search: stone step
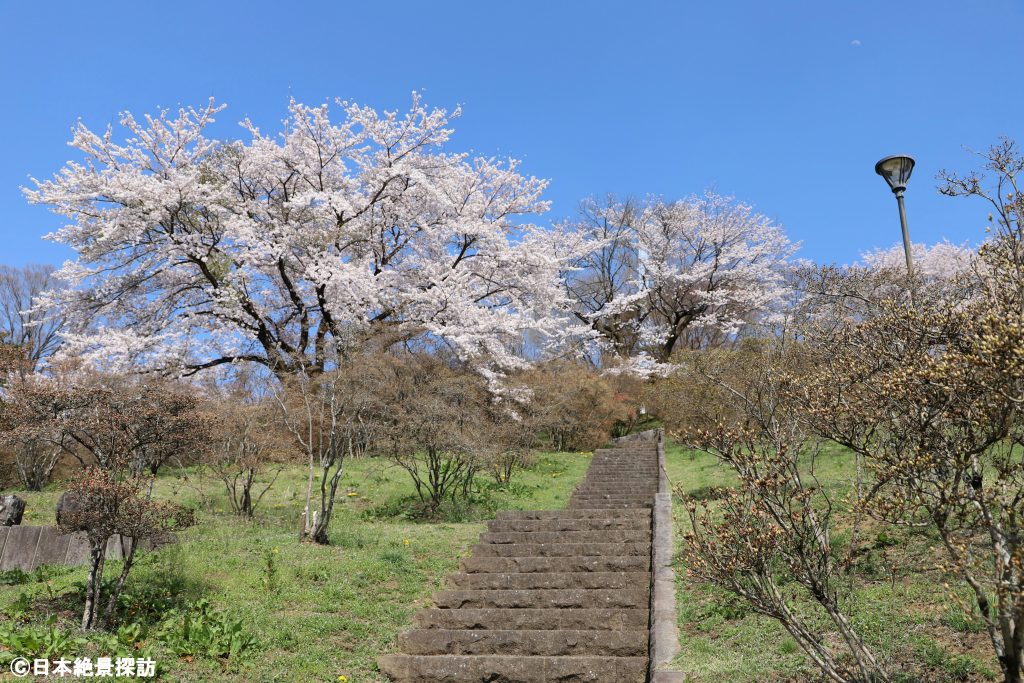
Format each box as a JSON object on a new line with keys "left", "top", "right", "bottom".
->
{"left": 570, "top": 494, "right": 655, "bottom": 501}
{"left": 585, "top": 465, "right": 658, "bottom": 470}
{"left": 480, "top": 530, "right": 649, "bottom": 545}
{"left": 399, "top": 628, "right": 648, "bottom": 657}
{"left": 433, "top": 588, "right": 649, "bottom": 609}
{"left": 574, "top": 482, "right": 657, "bottom": 489}
{"left": 568, "top": 499, "right": 653, "bottom": 505}
{"left": 447, "top": 571, "right": 651, "bottom": 590}
{"left": 488, "top": 518, "right": 649, "bottom": 533}
{"left": 573, "top": 485, "right": 658, "bottom": 492}
{"left": 378, "top": 654, "right": 648, "bottom": 683}
{"left": 566, "top": 501, "right": 653, "bottom": 509}
{"left": 461, "top": 555, "right": 650, "bottom": 574}
{"left": 412, "top": 607, "right": 649, "bottom": 631}
{"left": 471, "top": 542, "right": 651, "bottom": 558}
{"left": 494, "top": 509, "right": 650, "bottom": 521}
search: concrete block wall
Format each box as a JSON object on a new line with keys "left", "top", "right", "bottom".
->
{"left": 0, "top": 526, "right": 139, "bottom": 573}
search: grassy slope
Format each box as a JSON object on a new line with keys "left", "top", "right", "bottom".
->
{"left": 0, "top": 451, "right": 591, "bottom": 682}
{"left": 664, "top": 439, "right": 1000, "bottom": 683}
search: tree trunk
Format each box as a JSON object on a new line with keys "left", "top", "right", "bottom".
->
{"left": 81, "top": 541, "right": 105, "bottom": 630}
{"left": 1001, "top": 638, "right": 1022, "bottom": 683}
{"left": 241, "top": 469, "right": 254, "bottom": 517}
{"left": 300, "top": 449, "right": 315, "bottom": 541}
{"left": 101, "top": 538, "right": 136, "bottom": 628}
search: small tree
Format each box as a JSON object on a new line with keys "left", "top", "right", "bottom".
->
{"left": 209, "top": 399, "right": 286, "bottom": 517}
{"left": 482, "top": 409, "right": 535, "bottom": 486}
{"left": 277, "top": 358, "right": 386, "bottom": 543}
{"left": 60, "top": 459, "right": 194, "bottom": 629}
{"left": 2, "top": 370, "right": 208, "bottom": 629}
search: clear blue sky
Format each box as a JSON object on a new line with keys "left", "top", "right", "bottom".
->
{"left": 1, "top": 0, "right": 1021, "bottom": 267}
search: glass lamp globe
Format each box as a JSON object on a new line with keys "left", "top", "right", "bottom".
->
{"left": 875, "top": 155, "right": 915, "bottom": 194}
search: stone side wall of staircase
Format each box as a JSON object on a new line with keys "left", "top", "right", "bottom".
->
{"left": 379, "top": 429, "right": 683, "bottom": 683}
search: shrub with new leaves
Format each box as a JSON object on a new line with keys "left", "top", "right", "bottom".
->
{"left": 676, "top": 338, "right": 889, "bottom": 683}
{"left": 796, "top": 139, "right": 1024, "bottom": 683}
{"left": 1, "top": 370, "right": 207, "bottom": 629}
{"left": 1, "top": 370, "right": 212, "bottom": 475}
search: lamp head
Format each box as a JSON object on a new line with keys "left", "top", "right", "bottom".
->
{"left": 875, "top": 155, "right": 915, "bottom": 195}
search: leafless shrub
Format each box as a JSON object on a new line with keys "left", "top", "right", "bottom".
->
{"left": 519, "top": 361, "right": 632, "bottom": 451}
{"left": 373, "top": 353, "right": 490, "bottom": 513}
{"left": 209, "top": 399, "right": 287, "bottom": 517}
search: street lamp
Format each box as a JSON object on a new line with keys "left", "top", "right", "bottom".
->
{"left": 874, "top": 154, "right": 916, "bottom": 276}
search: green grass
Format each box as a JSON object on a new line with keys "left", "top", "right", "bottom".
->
{"left": 7, "top": 436, "right": 1003, "bottom": 682}
{"left": 0, "top": 451, "right": 592, "bottom": 682}
{"left": 663, "top": 439, "right": 1000, "bottom": 683}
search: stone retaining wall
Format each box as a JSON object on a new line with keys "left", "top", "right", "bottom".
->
{"left": 0, "top": 526, "right": 140, "bottom": 573}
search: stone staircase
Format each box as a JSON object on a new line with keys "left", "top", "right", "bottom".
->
{"left": 378, "top": 438, "right": 662, "bottom": 682}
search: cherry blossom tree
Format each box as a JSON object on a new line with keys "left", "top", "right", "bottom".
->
{"left": 26, "top": 95, "right": 576, "bottom": 377}
{"left": 860, "top": 239, "right": 976, "bottom": 280}
{"left": 562, "top": 193, "right": 797, "bottom": 370}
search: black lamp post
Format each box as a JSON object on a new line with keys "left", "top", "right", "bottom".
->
{"left": 874, "top": 154, "right": 916, "bottom": 276}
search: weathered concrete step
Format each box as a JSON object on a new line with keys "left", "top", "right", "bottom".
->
{"left": 495, "top": 509, "right": 650, "bottom": 521}
{"left": 488, "top": 518, "right": 649, "bottom": 533}
{"left": 573, "top": 485, "right": 658, "bottom": 492}
{"left": 447, "top": 571, "right": 651, "bottom": 590}
{"left": 433, "top": 588, "right": 648, "bottom": 609}
{"left": 568, "top": 500, "right": 653, "bottom": 507}
{"left": 581, "top": 473, "right": 659, "bottom": 479}
{"left": 378, "top": 654, "right": 648, "bottom": 683}
{"left": 480, "top": 530, "right": 650, "bottom": 545}
{"left": 580, "top": 473, "right": 658, "bottom": 479}
{"left": 584, "top": 464, "right": 658, "bottom": 469}
{"left": 566, "top": 501, "right": 652, "bottom": 509}
{"left": 412, "top": 607, "right": 648, "bottom": 631}
{"left": 461, "top": 555, "right": 650, "bottom": 574}
{"left": 574, "top": 483, "right": 657, "bottom": 490}
{"left": 471, "top": 542, "right": 651, "bottom": 558}
{"left": 399, "top": 629, "right": 648, "bottom": 656}
{"left": 569, "top": 497, "right": 655, "bottom": 501}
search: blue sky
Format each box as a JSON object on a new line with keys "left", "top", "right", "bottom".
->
{"left": 1, "top": 0, "right": 1021, "bottom": 267}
